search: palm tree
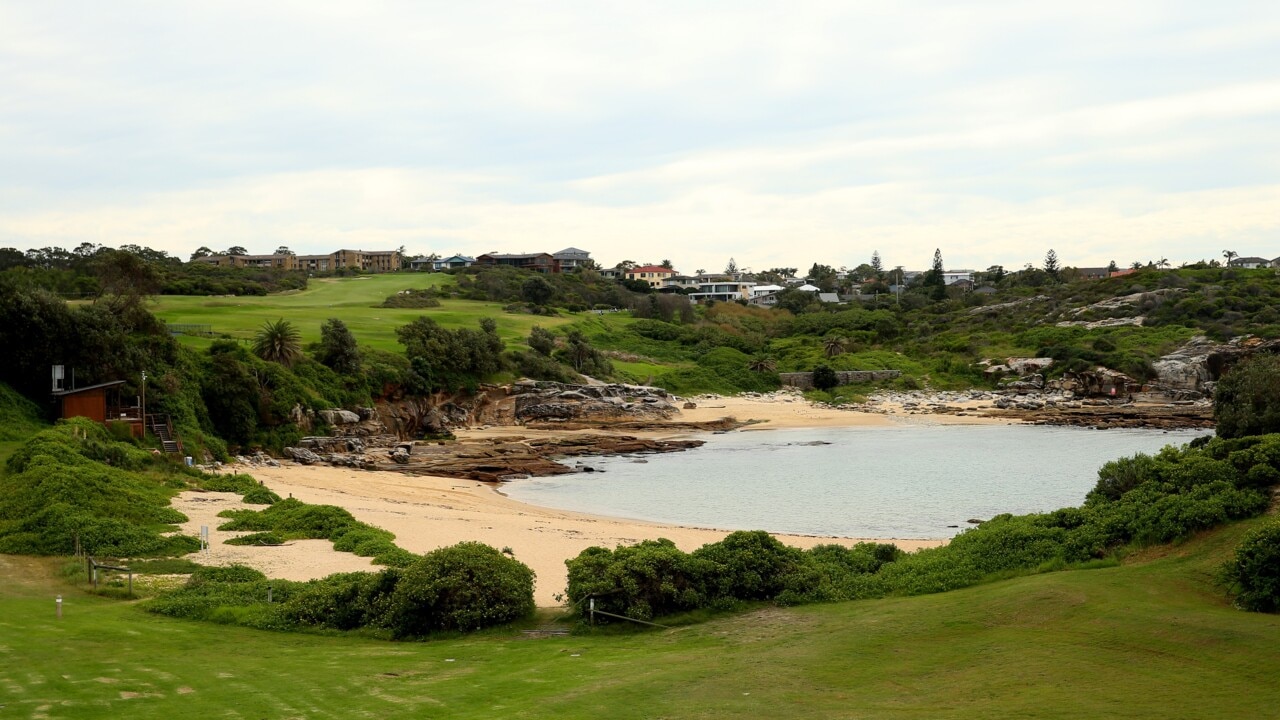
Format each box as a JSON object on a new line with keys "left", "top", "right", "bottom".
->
{"left": 746, "top": 355, "right": 777, "bottom": 373}
{"left": 823, "top": 336, "right": 848, "bottom": 358}
{"left": 253, "top": 318, "right": 302, "bottom": 367}
{"left": 1223, "top": 249, "right": 1238, "bottom": 267}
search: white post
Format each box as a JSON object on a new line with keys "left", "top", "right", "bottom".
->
{"left": 56, "top": 595, "right": 62, "bottom": 619}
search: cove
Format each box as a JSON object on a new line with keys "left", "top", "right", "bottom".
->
{"left": 501, "top": 424, "right": 1211, "bottom": 539}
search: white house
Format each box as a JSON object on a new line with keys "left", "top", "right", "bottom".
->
{"left": 943, "top": 270, "right": 974, "bottom": 285}
{"left": 750, "top": 284, "right": 785, "bottom": 297}
{"left": 1230, "top": 257, "right": 1271, "bottom": 269}
{"left": 432, "top": 254, "right": 475, "bottom": 271}
{"left": 689, "top": 280, "right": 757, "bottom": 303}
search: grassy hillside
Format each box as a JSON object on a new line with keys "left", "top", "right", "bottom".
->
{"left": 0, "top": 382, "right": 48, "bottom": 464}
{"left": 2, "top": 517, "right": 1277, "bottom": 718}
{"left": 149, "top": 273, "right": 575, "bottom": 353}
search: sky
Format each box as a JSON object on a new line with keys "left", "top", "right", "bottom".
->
{"left": 1, "top": 1, "right": 1278, "bottom": 273}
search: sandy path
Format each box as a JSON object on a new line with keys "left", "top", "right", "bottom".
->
{"left": 177, "top": 461, "right": 943, "bottom": 606}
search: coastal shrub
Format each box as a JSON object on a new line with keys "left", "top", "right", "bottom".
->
{"left": 1227, "top": 520, "right": 1280, "bottom": 613}
{"left": 279, "top": 570, "right": 401, "bottom": 631}
{"left": 387, "top": 542, "right": 536, "bottom": 636}
{"left": 225, "top": 531, "right": 286, "bottom": 546}
{"left": 241, "top": 485, "right": 281, "bottom": 505}
{"left": 0, "top": 381, "right": 45, "bottom": 441}
{"left": 0, "top": 421, "right": 198, "bottom": 556}
{"left": 565, "top": 539, "right": 713, "bottom": 621}
{"left": 1215, "top": 354, "right": 1280, "bottom": 439}
{"left": 216, "top": 497, "right": 416, "bottom": 567}
{"left": 693, "top": 531, "right": 807, "bottom": 601}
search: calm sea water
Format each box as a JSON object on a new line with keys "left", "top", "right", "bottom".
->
{"left": 501, "top": 424, "right": 1211, "bottom": 539}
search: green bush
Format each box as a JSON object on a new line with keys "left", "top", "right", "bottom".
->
{"left": 225, "top": 531, "right": 286, "bottom": 546}
{"left": 1215, "top": 354, "right": 1280, "bottom": 439}
{"left": 692, "top": 531, "right": 806, "bottom": 600}
{"left": 565, "top": 539, "right": 712, "bottom": 621}
{"left": 0, "top": 420, "right": 197, "bottom": 556}
{"left": 1227, "top": 521, "right": 1280, "bottom": 613}
{"left": 387, "top": 542, "right": 535, "bottom": 636}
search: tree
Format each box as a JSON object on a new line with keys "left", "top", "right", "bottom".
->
{"left": 1107, "top": 260, "right": 1118, "bottom": 273}
{"left": 870, "top": 251, "right": 883, "bottom": 274}
{"left": 226, "top": 246, "right": 248, "bottom": 256}
{"left": 746, "top": 355, "right": 777, "bottom": 373}
{"left": 812, "top": 364, "right": 839, "bottom": 391}
{"left": 521, "top": 275, "right": 554, "bottom": 306}
{"left": 253, "top": 318, "right": 303, "bottom": 367}
{"left": 807, "top": 263, "right": 838, "bottom": 292}
{"left": 660, "top": 259, "right": 673, "bottom": 269}
{"left": 1214, "top": 354, "right": 1280, "bottom": 438}
{"left": 823, "top": 335, "right": 848, "bottom": 358}
{"left": 190, "top": 246, "right": 214, "bottom": 261}
{"left": 926, "top": 249, "right": 947, "bottom": 301}
{"left": 1224, "top": 250, "right": 1238, "bottom": 266}
{"left": 315, "top": 318, "right": 361, "bottom": 376}
{"left": 983, "top": 265, "right": 1006, "bottom": 283}
{"left": 90, "top": 248, "right": 161, "bottom": 313}
{"left": 725, "top": 257, "right": 738, "bottom": 275}
{"left": 1044, "top": 249, "right": 1060, "bottom": 281}
{"left": 274, "top": 246, "right": 292, "bottom": 256}
{"left": 528, "top": 326, "right": 556, "bottom": 356}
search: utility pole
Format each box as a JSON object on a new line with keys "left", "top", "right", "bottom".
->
{"left": 140, "top": 370, "right": 147, "bottom": 434}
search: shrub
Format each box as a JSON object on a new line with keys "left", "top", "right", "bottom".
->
{"left": 1215, "top": 354, "right": 1280, "bottom": 438}
{"left": 387, "top": 542, "right": 535, "bottom": 636}
{"left": 565, "top": 539, "right": 712, "bottom": 621}
{"left": 1227, "top": 521, "right": 1280, "bottom": 612}
{"left": 692, "top": 531, "right": 806, "bottom": 600}
{"left": 812, "top": 364, "right": 839, "bottom": 391}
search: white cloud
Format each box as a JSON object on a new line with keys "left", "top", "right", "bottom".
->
{"left": 0, "top": 1, "right": 1278, "bottom": 271}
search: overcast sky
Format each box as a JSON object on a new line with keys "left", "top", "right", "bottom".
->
{"left": 2, "top": 1, "right": 1278, "bottom": 272}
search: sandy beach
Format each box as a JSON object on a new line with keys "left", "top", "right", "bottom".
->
{"left": 179, "top": 396, "right": 961, "bottom": 605}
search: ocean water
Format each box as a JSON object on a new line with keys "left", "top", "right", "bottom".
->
{"left": 500, "top": 424, "right": 1211, "bottom": 539}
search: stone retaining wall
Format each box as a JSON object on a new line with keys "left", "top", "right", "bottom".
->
{"left": 779, "top": 370, "right": 901, "bottom": 390}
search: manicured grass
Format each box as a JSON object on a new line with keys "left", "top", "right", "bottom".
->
{"left": 149, "top": 274, "right": 575, "bottom": 353}
{"left": 4, "top": 518, "right": 1279, "bottom": 718}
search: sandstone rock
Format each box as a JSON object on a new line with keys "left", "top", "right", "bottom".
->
{"left": 283, "top": 447, "right": 323, "bottom": 465}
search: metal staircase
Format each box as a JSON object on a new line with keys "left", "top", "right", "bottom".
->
{"left": 147, "top": 414, "right": 183, "bottom": 455}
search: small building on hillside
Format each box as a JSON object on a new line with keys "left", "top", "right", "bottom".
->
{"left": 53, "top": 380, "right": 144, "bottom": 437}
{"left": 553, "top": 247, "right": 592, "bottom": 271}
{"left": 475, "top": 253, "right": 560, "bottom": 273}
{"left": 431, "top": 255, "right": 475, "bottom": 271}
{"left": 1230, "top": 256, "right": 1271, "bottom": 269}
{"left": 626, "top": 265, "right": 677, "bottom": 288}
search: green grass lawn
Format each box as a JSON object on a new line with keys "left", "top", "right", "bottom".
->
{"left": 4, "top": 518, "right": 1279, "bottom": 719}
{"left": 149, "top": 274, "right": 575, "bottom": 353}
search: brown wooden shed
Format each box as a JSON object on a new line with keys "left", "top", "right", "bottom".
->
{"left": 52, "top": 380, "right": 142, "bottom": 436}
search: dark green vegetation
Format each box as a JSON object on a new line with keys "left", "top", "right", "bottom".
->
{"left": 1215, "top": 354, "right": 1280, "bottom": 438}
{"left": 567, "top": 433, "right": 1280, "bottom": 621}
{"left": 1227, "top": 520, "right": 1280, "bottom": 612}
{"left": 4, "top": 519, "right": 1280, "bottom": 718}
{"left": 145, "top": 542, "right": 535, "bottom": 637}
{"left": 215, "top": 497, "right": 416, "bottom": 567}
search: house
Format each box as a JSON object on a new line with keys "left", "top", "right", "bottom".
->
{"left": 974, "top": 285, "right": 998, "bottom": 295}
{"left": 1074, "top": 267, "right": 1112, "bottom": 280}
{"left": 332, "top": 249, "right": 401, "bottom": 273}
{"left": 431, "top": 255, "right": 475, "bottom": 271}
{"left": 552, "top": 247, "right": 592, "bottom": 271}
{"left": 750, "top": 284, "right": 785, "bottom": 297}
{"left": 52, "top": 380, "right": 146, "bottom": 438}
{"left": 193, "top": 249, "right": 402, "bottom": 273}
{"left": 1109, "top": 268, "right": 1137, "bottom": 278}
{"left": 625, "top": 265, "right": 677, "bottom": 288}
{"left": 749, "top": 291, "right": 780, "bottom": 307}
{"left": 795, "top": 284, "right": 821, "bottom": 293}
{"left": 1230, "top": 257, "right": 1271, "bottom": 269}
{"left": 942, "top": 270, "right": 974, "bottom": 285}
{"left": 817, "top": 293, "right": 842, "bottom": 304}
{"left": 408, "top": 256, "right": 435, "bottom": 271}
{"left": 661, "top": 275, "right": 701, "bottom": 292}
{"left": 689, "top": 280, "right": 756, "bottom": 303}
{"left": 475, "top": 253, "right": 560, "bottom": 273}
